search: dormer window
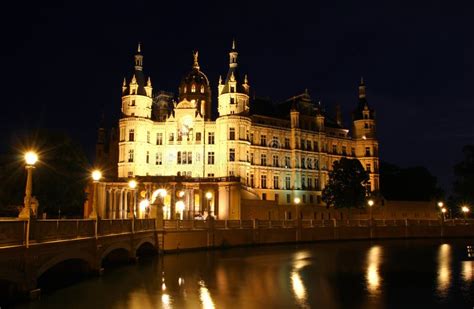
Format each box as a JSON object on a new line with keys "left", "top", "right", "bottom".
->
{"left": 231, "top": 86, "right": 235, "bottom": 93}
{"left": 191, "top": 84, "right": 196, "bottom": 93}
{"left": 230, "top": 98, "right": 235, "bottom": 104}
{"left": 131, "top": 100, "right": 136, "bottom": 106}
{"left": 200, "top": 85, "right": 205, "bottom": 93}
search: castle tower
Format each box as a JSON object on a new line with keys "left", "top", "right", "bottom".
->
{"left": 352, "top": 77, "right": 379, "bottom": 192}
{"left": 178, "top": 51, "right": 212, "bottom": 120}
{"left": 217, "top": 40, "right": 250, "bottom": 116}
{"left": 118, "top": 44, "right": 154, "bottom": 178}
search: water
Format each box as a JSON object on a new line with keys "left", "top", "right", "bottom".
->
{"left": 17, "top": 239, "right": 474, "bottom": 308}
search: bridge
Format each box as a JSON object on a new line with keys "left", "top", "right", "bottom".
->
{"left": 0, "top": 217, "right": 473, "bottom": 303}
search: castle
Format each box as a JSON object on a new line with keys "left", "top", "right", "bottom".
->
{"left": 92, "top": 41, "right": 379, "bottom": 220}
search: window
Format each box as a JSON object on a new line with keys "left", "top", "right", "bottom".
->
{"left": 308, "top": 178, "right": 313, "bottom": 189}
{"left": 301, "top": 157, "right": 305, "bottom": 169}
{"left": 260, "top": 135, "right": 266, "bottom": 146}
{"left": 169, "top": 133, "right": 174, "bottom": 141}
{"left": 155, "top": 153, "right": 162, "bottom": 165}
{"left": 191, "top": 84, "right": 196, "bottom": 93}
{"left": 128, "top": 171, "right": 134, "bottom": 177}
{"left": 285, "top": 138, "right": 290, "bottom": 148}
{"left": 208, "top": 132, "right": 215, "bottom": 144}
{"left": 302, "top": 176, "right": 306, "bottom": 188}
{"left": 273, "top": 155, "right": 279, "bottom": 167}
{"left": 207, "top": 173, "right": 215, "bottom": 177}
{"left": 183, "top": 86, "right": 187, "bottom": 93}
{"left": 182, "top": 152, "right": 187, "bottom": 164}
{"left": 147, "top": 131, "right": 150, "bottom": 143}
{"left": 231, "top": 86, "right": 235, "bottom": 93}
{"left": 250, "top": 153, "right": 254, "bottom": 164}
{"left": 156, "top": 133, "right": 163, "bottom": 145}
{"left": 307, "top": 140, "right": 312, "bottom": 150}
{"left": 262, "top": 193, "right": 267, "bottom": 200}
{"left": 177, "top": 151, "right": 181, "bottom": 164}
{"left": 307, "top": 158, "right": 313, "bottom": 169}
{"left": 351, "top": 147, "right": 356, "bottom": 156}
{"left": 146, "top": 151, "right": 149, "bottom": 163}
{"left": 196, "top": 132, "right": 201, "bottom": 141}
{"left": 332, "top": 144, "right": 337, "bottom": 154}
{"left": 273, "top": 175, "right": 279, "bottom": 189}
{"left": 285, "top": 156, "right": 291, "bottom": 168}
{"left": 271, "top": 136, "right": 279, "bottom": 148}
{"left": 229, "top": 148, "right": 235, "bottom": 161}
{"left": 315, "top": 159, "right": 319, "bottom": 169}
{"left": 287, "top": 194, "right": 291, "bottom": 203}
{"left": 129, "top": 129, "right": 135, "bottom": 141}
{"left": 249, "top": 133, "right": 254, "bottom": 144}
{"left": 301, "top": 139, "right": 305, "bottom": 150}
{"left": 230, "top": 98, "right": 235, "bottom": 104}
{"left": 260, "top": 154, "right": 267, "bottom": 166}
{"left": 314, "top": 141, "right": 319, "bottom": 151}
{"left": 285, "top": 176, "right": 291, "bottom": 189}
{"left": 131, "top": 99, "right": 136, "bottom": 106}
{"left": 207, "top": 152, "right": 215, "bottom": 164}
{"left": 128, "top": 149, "right": 134, "bottom": 162}
{"left": 365, "top": 147, "right": 371, "bottom": 156}
{"left": 229, "top": 128, "right": 235, "bottom": 140}
{"left": 200, "top": 85, "right": 205, "bottom": 93}
{"left": 365, "top": 123, "right": 369, "bottom": 129}
{"left": 188, "top": 152, "right": 192, "bottom": 164}
{"left": 366, "top": 164, "right": 371, "bottom": 172}
{"left": 261, "top": 175, "right": 267, "bottom": 189}
{"left": 342, "top": 146, "right": 347, "bottom": 156}
{"left": 250, "top": 174, "right": 254, "bottom": 187}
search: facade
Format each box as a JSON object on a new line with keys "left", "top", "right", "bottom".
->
{"left": 94, "top": 41, "right": 379, "bottom": 220}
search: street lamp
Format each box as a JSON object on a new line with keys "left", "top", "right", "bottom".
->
{"left": 205, "top": 191, "right": 213, "bottom": 217}
{"left": 19, "top": 151, "right": 38, "bottom": 219}
{"left": 89, "top": 169, "right": 102, "bottom": 219}
{"left": 128, "top": 179, "right": 138, "bottom": 218}
{"left": 367, "top": 199, "right": 375, "bottom": 222}
{"left": 441, "top": 207, "right": 447, "bottom": 221}
{"left": 437, "top": 201, "right": 444, "bottom": 208}
{"left": 462, "top": 206, "right": 470, "bottom": 222}
{"left": 294, "top": 197, "right": 301, "bottom": 220}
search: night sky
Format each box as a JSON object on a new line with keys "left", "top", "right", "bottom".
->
{"left": 2, "top": 1, "right": 473, "bottom": 192}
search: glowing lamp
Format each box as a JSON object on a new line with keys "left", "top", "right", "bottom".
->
{"left": 92, "top": 170, "right": 102, "bottom": 182}
{"left": 294, "top": 197, "right": 301, "bottom": 204}
{"left": 368, "top": 199, "right": 375, "bottom": 207}
{"left": 462, "top": 206, "right": 470, "bottom": 213}
{"left": 128, "top": 179, "right": 137, "bottom": 189}
{"left": 176, "top": 201, "right": 185, "bottom": 212}
{"left": 205, "top": 192, "right": 213, "bottom": 200}
{"left": 25, "top": 151, "right": 38, "bottom": 166}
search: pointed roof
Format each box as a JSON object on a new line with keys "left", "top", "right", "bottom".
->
{"left": 220, "top": 39, "right": 247, "bottom": 95}
{"left": 123, "top": 43, "right": 148, "bottom": 96}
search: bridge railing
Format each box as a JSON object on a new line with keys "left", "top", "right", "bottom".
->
{"left": 0, "top": 220, "right": 27, "bottom": 246}
{"left": 135, "top": 218, "right": 156, "bottom": 232}
{"left": 99, "top": 219, "right": 132, "bottom": 235}
{"left": 32, "top": 219, "right": 95, "bottom": 242}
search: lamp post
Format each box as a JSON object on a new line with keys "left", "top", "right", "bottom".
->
{"left": 205, "top": 191, "right": 213, "bottom": 218}
{"left": 19, "top": 151, "right": 38, "bottom": 219}
{"left": 461, "top": 206, "right": 470, "bottom": 223}
{"left": 89, "top": 170, "right": 102, "bottom": 219}
{"left": 367, "top": 199, "right": 375, "bottom": 223}
{"left": 441, "top": 207, "right": 447, "bottom": 221}
{"left": 294, "top": 197, "right": 301, "bottom": 220}
{"left": 128, "top": 179, "right": 137, "bottom": 219}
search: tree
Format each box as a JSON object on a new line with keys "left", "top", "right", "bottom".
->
{"left": 452, "top": 144, "right": 474, "bottom": 208}
{"left": 0, "top": 130, "right": 90, "bottom": 217}
{"left": 322, "top": 158, "right": 369, "bottom": 209}
{"left": 379, "top": 161, "right": 443, "bottom": 201}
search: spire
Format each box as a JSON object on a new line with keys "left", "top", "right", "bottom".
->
{"left": 218, "top": 75, "right": 222, "bottom": 84}
{"left": 134, "top": 43, "right": 143, "bottom": 71}
{"left": 131, "top": 74, "right": 137, "bottom": 84}
{"left": 359, "top": 76, "right": 366, "bottom": 100}
{"left": 229, "top": 39, "right": 238, "bottom": 68}
{"left": 122, "top": 77, "right": 126, "bottom": 87}
{"left": 244, "top": 74, "right": 248, "bottom": 84}
{"left": 193, "top": 50, "right": 200, "bottom": 70}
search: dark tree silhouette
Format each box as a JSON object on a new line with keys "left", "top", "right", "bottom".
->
{"left": 451, "top": 145, "right": 474, "bottom": 212}
{"left": 322, "top": 158, "right": 369, "bottom": 209}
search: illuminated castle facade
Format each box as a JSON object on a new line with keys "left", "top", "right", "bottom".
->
{"left": 95, "top": 41, "right": 379, "bottom": 220}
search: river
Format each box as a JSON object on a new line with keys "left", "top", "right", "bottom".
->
{"left": 17, "top": 239, "right": 474, "bottom": 308}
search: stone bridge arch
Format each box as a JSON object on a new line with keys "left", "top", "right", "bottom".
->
{"left": 134, "top": 237, "right": 157, "bottom": 257}
{"left": 36, "top": 250, "right": 96, "bottom": 280}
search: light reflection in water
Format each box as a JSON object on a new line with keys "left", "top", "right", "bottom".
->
{"left": 462, "top": 261, "right": 473, "bottom": 283}
{"left": 199, "top": 280, "right": 215, "bottom": 309}
{"left": 437, "top": 244, "right": 451, "bottom": 297}
{"left": 161, "top": 293, "right": 171, "bottom": 308}
{"left": 291, "top": 251, "right": 311, "bottom": 307}
{"left": 366, "top": 245, "right": 382, "bottom": 295}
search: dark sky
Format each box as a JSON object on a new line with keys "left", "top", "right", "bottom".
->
{"left": 1, "top": 0, "right": 473, "bottom": 192}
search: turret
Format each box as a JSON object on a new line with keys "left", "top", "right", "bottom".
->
{"left": 352, "top": 77, "right": 376, "bottom": 139}
{"left": 217, "top": 39, "right": 250, "bottom": 116}
{"left": 121, "top": 43, "right": 153, "bottom": 119}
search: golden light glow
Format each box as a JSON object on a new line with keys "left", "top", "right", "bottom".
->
{"left": 366, "top": 245, "right": 382, "bottom": 295}
{"left": 461, "top": 260, "right": 473, "bottom": 283}
{"left": 128, "top": 179, "right": 137, "bottom": 189}
{"left": 294, "top": 197, "right": 301, "bottom": 204}
{"left": 437, "top": 201, "right": 444, "bottom": 208}
{"left": 462, "top": 206, "right": 470, "bottom": 213}
{"left": 205, "top": 192, "right": 213, "bottom": 200}
{"left": 178, "top": 190, "right": 185, "bottom": 198}
{"left": 291, "top": 251, "right": 310, "bottom": 307}
{"left": 199, "top": 280, "right": 215, "bottom": 309}
{"left": 139, "top": 199, "right": 149, "bottom": 213}
{"left": 92, "top": 170, "right": 102, "bottom": 181}
{"left": 437, "top": 243, "right": 451, "bottom": 297}
{"left": 176, "top": 201, "right": 185, "bottom": 212}
{"left": 24, "top": 151, "right": 38, "bottom": 166}
{"left": 441, "top": 208, "right": 447, "bottom": 214}
{"left": 367, "top": 199, "right": 375, "bottom": 207}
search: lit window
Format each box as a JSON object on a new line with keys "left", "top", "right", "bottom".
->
{"left": 191, "top": 84, "right": 196, "bottom": 93}
{"left": 208, "top": 152, "right": 215, "bottom": 164}
{"left": 208, "top": 132, "right": 215, "bottom": 144}
{"left": 128, "top": 149, "right": 134, "bottom": 162}
{"left": 200, "top": 85, "right": 205, "bottom": 93}
{"left": 261, "top": 175, "right": 267, "bottom": 189}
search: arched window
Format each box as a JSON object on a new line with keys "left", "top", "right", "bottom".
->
{"left": 200, "top": 85, "right": 205, "bottom": 93}
{"left": 191, "top": 84, "right": 196, "bottom": 93}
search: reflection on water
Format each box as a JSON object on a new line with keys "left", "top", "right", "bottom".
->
{"left": 437, "top": 243, "right": 451, "bottom": 297}
{"left": 291, "top": 251, "right": 311, "bottom": 307}
{"left": 17, "top": 239, "right": 474, "bottom": 309}
{"left": 366, "top": 245, "right": 382, "bottom": 295}
{"left": 199, "top": 280, "right": 215, "bottom": 309}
